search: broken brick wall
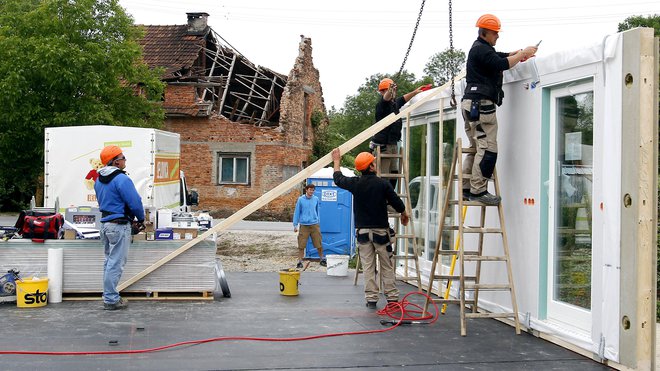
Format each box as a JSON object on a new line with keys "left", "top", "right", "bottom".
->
{"left": 164, "top": 36, "right": 327, "bottom": 220}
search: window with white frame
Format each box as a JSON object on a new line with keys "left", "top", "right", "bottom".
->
{"left": 217, "top": 153, "right": 250, "bottom": 185}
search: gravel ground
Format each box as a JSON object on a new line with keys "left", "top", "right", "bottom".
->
{"left": 216, "top": 230, "right": 327, "bottom": 272}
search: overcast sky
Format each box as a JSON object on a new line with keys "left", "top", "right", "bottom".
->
{"left": 118, "top": 0, "right": 659, "bottom": 109}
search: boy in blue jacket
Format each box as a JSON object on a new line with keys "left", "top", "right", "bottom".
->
{"left": 293, "top": 184, "right": 325, "bottom": 268}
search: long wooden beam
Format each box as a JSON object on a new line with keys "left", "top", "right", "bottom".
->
{"left": 118, "top": 72, "right": 465, "bottom": 291}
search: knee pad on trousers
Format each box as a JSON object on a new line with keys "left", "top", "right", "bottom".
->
{"left": 479, "top": 150, "right": 498, "bottom": 179}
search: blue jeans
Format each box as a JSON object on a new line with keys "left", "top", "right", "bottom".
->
{"left": 101, "top": 222, "right": 131, "bottom": 304}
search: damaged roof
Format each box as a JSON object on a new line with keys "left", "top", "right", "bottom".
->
{"left": 138, "top": 24, "right": 207, "bottom": 79}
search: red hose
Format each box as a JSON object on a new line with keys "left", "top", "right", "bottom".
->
{"left": 0, "top": 291, "right": 438, "bottom": 356}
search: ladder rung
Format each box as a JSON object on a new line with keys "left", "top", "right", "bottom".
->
{"left": 434, "top": 274, "right": 477, "bottom": 281}
{"left": 465, "top": 283, "right": 511, "bottom": 290}
{"left": 378, "top": 153, "right": 403, "bottom": 159}
{"left": 396, "top": 193, "right": 408, "bottom": 198}
{"left": 431, "top": 298, "right": 475, "bottom": 305}
{"left": 393, "top": 233, "right": 415, "bottom": 239}
{"left": 393, "top": 254, "right": 417, "bottom": 259}
{"left": 460, "top": 148, "right": 476, "bottom": 154}
{"left": 436, "top": 250, "right": 480, "bottom": 256}
{"left": 380, "top": 173, "right": 405, "bottom": 178}
{"left": 465, "top": 312, "right": 515, "bottom": 319}
{"left": 464, "top": 255, "right": 507, "bottom": 262}
{"left": 448, "top": 200, "right": 495, "bottom": 207}
{"left": 396, "top": 275, "right": 419, "bottom": 282}
{"left": 445, "top": 226, "right": 502, "bottom": 233}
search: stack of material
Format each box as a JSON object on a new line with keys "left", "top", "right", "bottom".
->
{"left": 0, "top": 239, "right": 216, "bottom": 293}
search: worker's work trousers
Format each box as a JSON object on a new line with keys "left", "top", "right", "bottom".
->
{"left": 357, "top": 228, "right": 398, "bottom": 303}
{"left": 297, "top": 224, "right": 323, "bottom": 257}
{"left": 461, "top": 99, "right": 498, "bottom": 195}
{"left": 101, "top": 222, "right": 131, "bottom": 304}
{"left": 378, "top": 144, "right": 399, "bottom": 177}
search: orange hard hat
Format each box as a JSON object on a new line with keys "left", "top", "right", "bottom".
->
{"left": 476, "top": 14, "right": 501, "bottom": 32}
{"left": 100, "top": 145, "right": 123, "bottom": 166}
{"left": 378, "top": 78, "right": 394, "bottom": 91}
{"left": 354, "top": 152, "right": 375, "bottom": 171}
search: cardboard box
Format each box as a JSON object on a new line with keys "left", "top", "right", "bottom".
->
{"left": 63, "top": 229, "right": 77, "bottom": 240}
{"left": 132, "top": 233, "right": 146, "bottom": 241}
{"left": 172, "top": 228, "right": 198, "bottom": 240}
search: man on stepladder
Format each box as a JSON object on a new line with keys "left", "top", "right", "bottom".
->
{"left": 331, "top": 148, "right": 409, "bottom": 309}
{"left": 293, "top": 184, "right": 326, "bottom": 268}
{"left": 371, "top": 78, "right": 424, "bottom": 188}
{"left": 461, "top": 14, "right": 538, "bottom": 205}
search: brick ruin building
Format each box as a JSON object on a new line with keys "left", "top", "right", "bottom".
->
{"left": 139, "top": 12, "right": 328, "bottom": 219}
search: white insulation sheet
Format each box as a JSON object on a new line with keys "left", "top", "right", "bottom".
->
{"left": 403, "top": 31, "right": 630, "bottom": 362}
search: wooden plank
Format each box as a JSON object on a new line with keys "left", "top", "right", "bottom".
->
{"left": 117, "top": 72, "right": 466, "bottom": 291}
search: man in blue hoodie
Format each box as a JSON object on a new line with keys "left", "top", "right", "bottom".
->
{"left": 293, "top": 184, "right": 325, "bottom": 268}
{"left": 94, "top": 145, "right": 145, "bottom": 310}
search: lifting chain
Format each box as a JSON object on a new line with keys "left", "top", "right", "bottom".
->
{"left": 396, "top": 0, "right": 426, "bottom": 77}
{"left": 448, "top": 0, "right": 457, "bottom": 107}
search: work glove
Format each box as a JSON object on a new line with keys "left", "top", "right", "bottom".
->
{"left": 131, "top": 221, "right": 146, "bottom": 235}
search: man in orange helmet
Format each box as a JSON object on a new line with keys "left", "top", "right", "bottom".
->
{"left": 461, "top": 14, "right": 538, "bottom": 205}
{"left": 371, "top": 78, "right": 424, "bottom": 187}
{"left": 95, "top": 145, "right": 145, "bottom": 310}
{"left": 331, "top": 148, "right": 409, "bottom": 308}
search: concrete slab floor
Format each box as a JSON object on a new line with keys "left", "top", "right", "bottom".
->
{"left": 0, "top": 271, "right": 610, "bottom": 370}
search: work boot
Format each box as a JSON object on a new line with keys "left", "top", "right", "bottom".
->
{"left": 104, "top": 298, "right": 128, "bottom": 311}
{"left": 469, "top": 191, "right": 501, "bottom": 206}
{"left": 296, "top": 261, "right": 304, "bottom": 269}
{"left": 366, "top": 301, "right": 377, "bottom": 309}
{"left": 462, "top": 189, "right": 471, "bottom": 201}
{"left": 319, "top": 258, "right": 327, "bottom": 267}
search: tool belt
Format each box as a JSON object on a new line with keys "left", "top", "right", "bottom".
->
{"left": 101, "top": 211, "right": 130, "bottom": 224}
{"left": 356, "top": 228, "right": 394, "bottom": 253}
{"left": 369, "top": 141, "right": 387, "bottom": 152}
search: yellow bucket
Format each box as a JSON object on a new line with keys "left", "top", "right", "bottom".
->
{"left": 279, "top": 269, "right": 300, "bottom": 296}
{"left": 16, "top": 277, "right": 49, "bottom": 308}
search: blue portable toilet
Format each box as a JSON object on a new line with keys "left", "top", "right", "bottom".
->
{"left": 304, "top": 167, "right": 355, "bottom": 258}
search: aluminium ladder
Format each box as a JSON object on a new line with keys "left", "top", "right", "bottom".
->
{"left": 353, "top": 146, "right": 422, "bottom": 290}
{"left": 424, "top": 138, "right": 520, "bottom": 336}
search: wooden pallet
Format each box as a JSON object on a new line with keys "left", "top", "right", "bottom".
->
{"left": 62, "top": 291, "right": 214, "bottom": 301}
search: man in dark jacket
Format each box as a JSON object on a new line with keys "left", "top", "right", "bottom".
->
{"left": 371, "top": 78, "right": 423, "bottom": 187}
{"left": 462, "top": 14, "right": 537, "bottom": 205}
{"left": 332, "top": 148, "right": 409, "bottom": 308}
{"left": 94, "top": 145, "right": 145, "bottom": 310}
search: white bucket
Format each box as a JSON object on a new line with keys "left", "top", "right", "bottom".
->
{"left": 326, "top": 255, "right": 349, "bottom": 276}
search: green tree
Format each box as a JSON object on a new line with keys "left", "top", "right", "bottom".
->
{"left": 0, "top": 0, "right": 165, "bottom": 210}
{"left": 424, "top": 47, "right": 466, "bottom": 86}
{"left": 617, "top": 14, "right": 660, "bottom": 35}
{"left": 327, "top": 71, "right": 431, "bottom": 167}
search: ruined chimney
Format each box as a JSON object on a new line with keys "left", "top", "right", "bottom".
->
{"left": 186, "top": 12, "right": 209, "bottom": 34}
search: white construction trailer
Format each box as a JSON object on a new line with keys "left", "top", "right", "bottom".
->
{"left": 401, "top": 27, "right": 657, "bottom": 369}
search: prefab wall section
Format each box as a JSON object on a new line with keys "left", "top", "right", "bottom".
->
{"left": 403, "top": 27, "right": 657, "bottom": 369}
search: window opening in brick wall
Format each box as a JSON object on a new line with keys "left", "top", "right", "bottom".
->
{"left": 218, "top": 153, "right": 250, "bottom": 185}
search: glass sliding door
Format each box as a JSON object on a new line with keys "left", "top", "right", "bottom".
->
{"left": 406, "top": 115, "right": 456, "bottom": 264}
{"left": 548, "top": 82, "right": 594, "bottom": 332}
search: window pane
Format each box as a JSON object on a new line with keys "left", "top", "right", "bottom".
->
{"left": 553, "top": 91, "right": 593, "bottom": 310}
{"left": 235, "top": 158, "right": 247, "bottom": 183}
{"left": 221, "top": 158, "right": 234, "bottom": 182}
